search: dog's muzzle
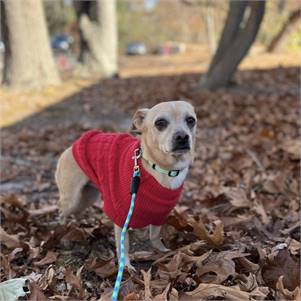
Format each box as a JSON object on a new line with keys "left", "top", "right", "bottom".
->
{"left": 172, "top": 131, "right": 190, "bottom": 153}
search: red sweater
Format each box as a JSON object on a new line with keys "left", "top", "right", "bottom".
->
{"left": 72, "top": 130, "right": 183, "bottom": 228}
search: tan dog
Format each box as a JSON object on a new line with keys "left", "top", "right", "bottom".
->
{"left": 55, "top": 100, "right": 197, "bottom": 270}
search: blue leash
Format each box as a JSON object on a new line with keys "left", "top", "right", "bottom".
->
{"left": 112, "top": 149, "right": 141, "bottom": 301}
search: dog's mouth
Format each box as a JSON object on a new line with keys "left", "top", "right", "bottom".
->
{"left": 171, "top": 145, "right": 191, "bottom": 155}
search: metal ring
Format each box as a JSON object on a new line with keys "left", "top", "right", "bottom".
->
{"left": 134, "top": 148, "right": 142, "bottom": 159}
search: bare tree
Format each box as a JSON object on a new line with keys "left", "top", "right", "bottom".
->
{"left": 181, "top": 0, "right": 218, "bottom": 53}
{"left": 200, "top": 0, "right": 266, "bottom": 90}
{"left": 74, "top": 0, "right": 118, "bottom": 78}
{"left": 267, "top": 7, "right": 301, "bottom": 53}
{"left": 1, "top": 0, "right": 60, "bottom": 89}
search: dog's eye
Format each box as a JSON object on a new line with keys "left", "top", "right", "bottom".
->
{"left": 155, "top": 118, "right": 168, "bottom": 131}
{"left": 186, "top": 116, "right": 196, "bottom": 128}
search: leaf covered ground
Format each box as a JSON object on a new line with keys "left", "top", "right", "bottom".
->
{"left": 0, "top": 66, "right": 300, "bottom": 300}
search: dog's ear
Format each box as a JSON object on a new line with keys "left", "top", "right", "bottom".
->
{"left": 130, "top": 108, "right": 149, "bottom": 135}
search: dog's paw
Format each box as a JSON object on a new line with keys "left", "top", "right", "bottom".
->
{"left": 151, "top": 239, "right": 170, "bottom": 252}
{"left": 124, "top": 259, "right": 136, "bottom": 272}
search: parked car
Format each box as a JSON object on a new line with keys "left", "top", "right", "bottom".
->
{"left": 155, "top": 42, "right": 186, "bottom": 56}
{"left": 51, "top": 34, "right": 73, "bottom": 52}
{"left": 126, "top": 42, "right": 147, "bottom": 55}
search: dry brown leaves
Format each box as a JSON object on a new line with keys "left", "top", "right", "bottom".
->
{"left": 180, "top": 283, "right": 269, "bottom": 301}
{"left": 0, "top": 67, "right": 299, "bottom": 299}
{"left": 34, "top": 250, "right": 58, "bottom": 267}
{"left": 276, "top": 276, "right": 301, "bottom": 301}
{"left": 262, "top": 248, "right": 300, "bottom": 291}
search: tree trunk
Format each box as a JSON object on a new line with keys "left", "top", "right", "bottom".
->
{"left": 2, "top": 0, "right": 60, "bottom": 89}
{"left": 200, "top": 1, "right": 265, "bottom": 90}
{"left": 202, "top": 3, "right": 217, "bottom": 54}
{"left": 74, "top": 0, "right": 118, "bottom": 78}
{"left": 0, "top": 0, "right": 9, "bottom": 84}
{"left": 267, "top": 8, "right": 301, "bottom": 53}
{"left": 206, "top": 1, "right": 247, "bottom": 73}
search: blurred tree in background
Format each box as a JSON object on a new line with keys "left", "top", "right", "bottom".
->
{"left": 200, "top": 0, "right": 266, "bottom": 89}
{"left": 267, "top": 6, "right": 301, "bottom": 52}
{"left": 116, "top": 0, "right": 300, "bottom": 54}
{"left": 73, "top": 0, "right": 118, "bottom": 77}
{"left": 259, "top": 0, "right": 301, "bottom": 50}
{"left": 117, "top": 0, "right": 227, "bottom": 53}
{"left": 0, "top": 0, "right": 299, "bottom": 90}
{"left": 44, "top": 0, "right": 118, "bottom": 78}
{"left": 1, "top": 0, "right": 60, "bottom": 89}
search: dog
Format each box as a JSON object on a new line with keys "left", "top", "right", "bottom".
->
{"left": 55, "top": 100, "right": 197, "bottom": 270}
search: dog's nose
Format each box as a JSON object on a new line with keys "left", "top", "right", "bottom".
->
{"left": 175, "top": 132, "right": 189, "bottom": 144}
{"left": 173, "top": 131, "right": 190, "bottom": 151}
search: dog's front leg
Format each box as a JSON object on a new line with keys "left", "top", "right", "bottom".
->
{"left": 149, "top": 225, "right": 170, "bottom": 252}
{"left": 114, "top": 224, "right": 136, "bottom": 271}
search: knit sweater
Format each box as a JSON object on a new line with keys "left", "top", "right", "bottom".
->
{"left": 72, "top": 130, "right": 183, "bottom": 228}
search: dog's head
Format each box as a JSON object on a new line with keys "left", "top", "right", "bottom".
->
{"left": 131, "top": 100, "right": 197, "bottom": 168}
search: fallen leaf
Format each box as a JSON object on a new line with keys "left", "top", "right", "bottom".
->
{"left": 180, "top": 283, "right": 268, "bottom": 301}
{"left": 0, "top": 227, "right": 29, "bottom": 251}
{"left": 119, "top": 279, "right": 136, "bottom": 300}
{"left": 235, "top": 257, "right": 259, "bottom": 274}
{"left": 262, "top": 248, "right": 300, "bottom": 290}
{"left": 96, "top": 290, "right": 112, "bottom": 301}
{"left": 252, "top": 199, "right": 269, "bottom": 224}
{"left": 262, "top": 172, "right": 287, "bottom": 195}
{"left": 152, "top": 241, "right": 205, "bottom": 266}
{"left": 259, "top": 127, "right": 275, "bottom": 140}
{"left": 276, "top": 275, "right": 301, "bottom": 301}
{"left": 0, "top": 194, "right": 25, "bottom": 207}
{"left": 167, "top": 211, "right": 193, "bottom": 232}
{"left": 0, "top": 207, "right": 29, "bottom": 225}
{"left": 188, "top": 218, "right": 224, "bottom": 246}
{"left": 132, "top": 251, "right": 160, "bottom": 261}
{"left": 34, "top": 250, "right": 57, "bottom": 266}
{"left": 152, "top": 283, "right": 170, "bottom": 301}
{"left": 0, "top": 253, "right": 15, "bottom": 280}
{"left": 141, "top": 269, "right": 152, "bottom": 301}
{"left": 61, "top": 225, "right": 88, "bottom": 242}
{"left": 196, "top": 251, "right": 249, "bottom": 284}
{"left": 28, "top": 281, "right": 50, "bottom": 301}
{"left": 42, "top": 225, "right": 71, "bottom": 250}
{"left": 285, "top": 237, "right": 301, "bottom": 255}
{"left": 37, "top": 266, "right": 55, "bottom": 290}
{"left": 0, "top": 194, "right": 29, "bottom": 225}
{"left": 281, "top": 139, "right": 301, "bottom": 160}
{"left": 169, "top": 288, "right": 179, "bottom": 301}
{"left": 161, "top": 252, "right": 186, "bottom": 279}
{"left": 65, "top": 267, "right": 83, "bottom": 291}
{"left": 236, "top": 273, "right": 261, "bottom": 291}
{"left": 86, "top": 258, "right": 117, "bottom": 278}
{"left": 222, "top": 187, "right": 250, "bottom": 208}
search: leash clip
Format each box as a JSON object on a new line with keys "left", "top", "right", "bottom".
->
{"left": 132, "top": 148, "right": 142, "bottom": 172}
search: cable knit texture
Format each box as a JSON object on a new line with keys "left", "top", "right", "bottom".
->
{"left": 72, "top": 130, "right": 183, "bottom": 228}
